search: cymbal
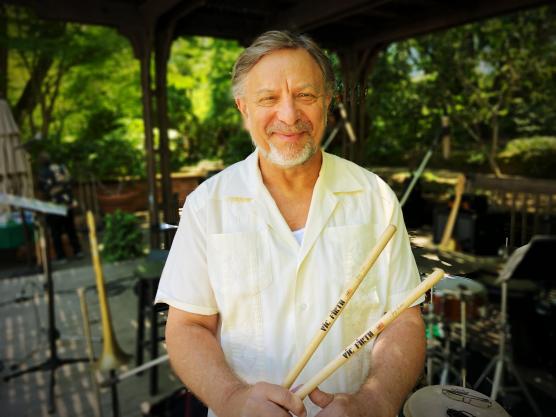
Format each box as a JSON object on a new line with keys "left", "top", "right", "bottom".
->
{"left": 412, "top": 245, "right": 500, "bottom": 276}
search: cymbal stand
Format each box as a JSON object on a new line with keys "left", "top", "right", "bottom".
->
{"left": 459, "top": 286, "right": 468, "bottom": 388}
{"left": 3, "top": 215, "right": 89, "bottom": 413}
{"left": 439, "top": 317, "right": 452, "bottom": 385}
{"left": 474, "top": 280, "right": 543, "bottom": 417}
{"left": 425, "top": 286, "right": 436, "bottom": 386}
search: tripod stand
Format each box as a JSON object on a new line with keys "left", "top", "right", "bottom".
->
{"left": 474, "top": 279, "right": 542, "bottom": 416}
{"left": 2, "top": 206, "right": 88, "bottom": 413}
{"left": 474, "top": 237, "right": 556, "bottom": 417}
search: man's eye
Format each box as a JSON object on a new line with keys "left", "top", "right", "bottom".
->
{"left": 297, "top": 93, "right": 317, "bottom": 102}
{"left": 258, "top": 97, "right": 277, "bottom": 105}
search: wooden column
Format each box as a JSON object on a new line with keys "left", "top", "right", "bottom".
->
{"left": 155, "top": 27, "right": 173, "bottom": 225}
{"left": 125, "top": 28, "right": 160, "bottom": 249}
{"left": 154, "top": 23, "right": 178, "bottom": 251}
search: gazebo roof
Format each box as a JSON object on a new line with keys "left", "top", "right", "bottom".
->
{"left": 1, "top": 0, "right": 551, "bottom": 49}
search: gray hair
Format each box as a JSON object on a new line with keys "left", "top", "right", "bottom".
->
{"left": 231, "top": 30, "right": 335, "bottom": 99}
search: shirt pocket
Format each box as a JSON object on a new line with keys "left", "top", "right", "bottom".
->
{"left": 207, "top": 231, "right": 273, "bottom": 298}
{"left": 322, "top": 222, "right": 384, "bottom": 331}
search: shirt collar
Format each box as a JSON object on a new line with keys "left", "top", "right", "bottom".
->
{"left": 319, "top": 151, "right": 365, "bottom": 194}
{"left": 220, "top": 148, "right": 365, "bottom": 199}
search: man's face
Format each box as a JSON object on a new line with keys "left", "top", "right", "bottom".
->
{"left": 236, "top": 48, "right": 331, "bottom": 168}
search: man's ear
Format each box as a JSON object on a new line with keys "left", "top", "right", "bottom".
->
{"left": 235, "top": 97, "right": 250, "bottom": 129}
{"left": 235, "top": 98, "right": 248, "bottom": 118}
{"left": 324, "top": 94, "right": 332, "bottom": 109}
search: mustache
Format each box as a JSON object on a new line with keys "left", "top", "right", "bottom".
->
{"left": 266, "top": 120, "right": 312, "bottom": 135}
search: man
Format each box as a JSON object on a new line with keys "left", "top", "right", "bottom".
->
{"left": 37, "top": 151, "right": 83, "bottom": 263}
{"left": 156, "top": 31, "right": 425, "bottom": 417}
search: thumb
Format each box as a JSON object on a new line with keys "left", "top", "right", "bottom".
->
{"left": 308, "top": 387, "right": 335, "bottom": 408}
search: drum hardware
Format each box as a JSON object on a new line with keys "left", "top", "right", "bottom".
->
{"left": 424, "top": 275, "right": 436, "bottom": 386}
{"left": 458, "top": 286, "right": 468, "bottom": 388}
{"left": 403, "top": 385, "right": 511, "bottom": 417}
{"left": 474, "top": 238, "right": 546, "bottom": 417}
{"left": 424, "top": 275, "right": 486, "bottom": 387}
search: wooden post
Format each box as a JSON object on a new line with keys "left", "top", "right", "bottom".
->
{"left": 125, "top": 28, "right": 160, "bottom": 249}
{"left": 154, "top": 25, "right": 175, "bottom": 240}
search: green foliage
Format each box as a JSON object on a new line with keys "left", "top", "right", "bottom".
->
{"left": 101, "top": 210, "right": 144, "bottom": 262}
{"left": 167, "top": 37, "right": 250, "bottom": 167}
{"left": 363, "top": 5, "right": 556, "bottom": 175}
{"left": 498, "top": 137, "right": 556, "bottom": 178}
{"left": 5, "top": 4, "right": 556, "bottom": 180}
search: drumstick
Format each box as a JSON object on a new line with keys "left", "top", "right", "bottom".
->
{"left": 294, "top": 268, "right": 445, "bottom": 399}
{"left": 282, "top": 224, "right": 397, "bottom": 389}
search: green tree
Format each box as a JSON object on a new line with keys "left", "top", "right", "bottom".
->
{"left": 363, "top": 5, "right": 556, "bottom": 177}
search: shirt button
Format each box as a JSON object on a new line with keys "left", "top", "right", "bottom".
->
{"left": 300, "top": 303, "right": 308, "bottom": 311}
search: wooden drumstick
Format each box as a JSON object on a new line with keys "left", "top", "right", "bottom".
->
{"left": 294, "top": 268, "right": 445, "bottom": 399}
{"left": 282, "top": 224, "right": 397, "bottom": 389}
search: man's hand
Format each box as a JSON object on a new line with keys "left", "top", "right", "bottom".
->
{"left": 228, "top": 382, "right": 307, "bottom": 417}
{"left": 309, "top": 387, "right": 364, "bottom": 417}
{"left": 309, "top": 387, "right": 392, "bottom": 417}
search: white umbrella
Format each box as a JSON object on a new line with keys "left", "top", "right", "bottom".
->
{"left": 0, "top": 98, "right": 33, "bottom": 198}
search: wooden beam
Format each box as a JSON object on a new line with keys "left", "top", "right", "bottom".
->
{"left": 141, "top": 0, "right": 182, "bottom": 23}
{"left": 175, "top": 11, "right": 264, "bottom": 41}
{"left": 271, "top": 0, "right": 393, "bottom": 31}
{"left": 353, "top": 0, "right": 550, "bottom": 49}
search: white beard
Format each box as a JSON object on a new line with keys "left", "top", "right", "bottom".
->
{"left": 258, "top": 140, "right": 317, "bottom": 168}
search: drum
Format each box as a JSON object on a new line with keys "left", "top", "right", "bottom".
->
{"left": 403, "top": 385, "right": 510, "bottom": 417}
{"left": 433, "top": 275, "right": 487, "bottom": 322}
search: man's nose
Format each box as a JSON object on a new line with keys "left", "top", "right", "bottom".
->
{"left": 276, "top": 96, "right": 299, "bottom": 125}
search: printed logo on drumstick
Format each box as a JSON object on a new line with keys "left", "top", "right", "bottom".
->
{"left": 294, "top": 269, "right": 445, "bottom": 400}
{"left": 282, "top": 224, "right": 398, "bottom": 389}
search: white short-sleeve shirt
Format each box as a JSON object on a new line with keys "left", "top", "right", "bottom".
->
{"left": 155, "top": 150, "right": 422, "bottom": 417}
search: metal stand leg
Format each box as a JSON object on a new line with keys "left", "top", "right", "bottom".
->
{"left": 474, "top": 281, "right": 543, "bottom": 417}
{"left": 109, "top": 369, "right": 120, "bottom": 417}
{"left": 2, "top": 218, "right": 88, "bottom": 413}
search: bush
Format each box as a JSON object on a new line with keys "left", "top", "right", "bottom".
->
{"left": 101, "top": 210, "right": 144, "bottom": 262}
{"left": 498, "top": 136, "right": 556, "bottom": 178}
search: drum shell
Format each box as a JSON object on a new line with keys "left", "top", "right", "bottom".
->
{"left": 431, "top": 276, "right": 487, "bottom": 322}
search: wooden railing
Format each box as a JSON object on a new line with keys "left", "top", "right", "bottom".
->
{"left": 466, "top": 174, "right": 556, "bottom": 248}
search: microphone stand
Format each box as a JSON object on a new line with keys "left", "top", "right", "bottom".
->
{"left": 3, "top": 213, "right": 89, "bottom": 413}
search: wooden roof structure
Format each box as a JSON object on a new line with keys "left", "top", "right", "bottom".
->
{"left": 1, "top": 0, "right": 550, "bottom": 48}
{"left": 0, "top": 0, "right": 551, "bottom": 248}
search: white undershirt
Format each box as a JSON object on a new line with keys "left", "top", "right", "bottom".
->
{"left": 292, "top": 228, "right": 305, "bottom": 245}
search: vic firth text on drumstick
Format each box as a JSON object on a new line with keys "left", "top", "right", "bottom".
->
{"left": 294, "top": 268, "right": 445, "bottom": 399}
{"left": 283, "top": 224, "right": 397, "bottom": 389}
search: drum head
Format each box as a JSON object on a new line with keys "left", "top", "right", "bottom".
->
{"left": 403, "top": 385, "right": 510, "bottom": 417}
{"left": 435, "top": 275, "right": 486, "bottom": 296}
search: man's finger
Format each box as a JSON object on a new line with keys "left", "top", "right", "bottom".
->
{"left": 308, "top": 387, "right": 335, "bottom": 408}
{"left": 263, "top": 383, "right": 307, "bottom": 417}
